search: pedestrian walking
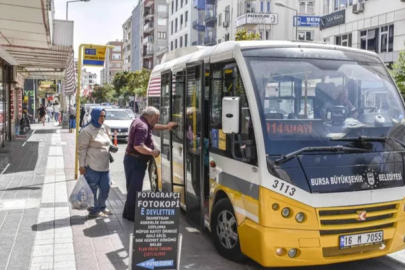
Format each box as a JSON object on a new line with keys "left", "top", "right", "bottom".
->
{"left": 123, "top": 107, "right": 177, "bottom": 221}
{"left": 69, "top": 105, "right": 76, "bottom": 133}
{"left": 53, "top": 102, "right": 60, "bottom": 123}
{"left": 46, "top": 104, "right": 53, "bottom": 123}
{"left": 80, "top": 106, "right": 85, "bottom": 127}
{"left": 78, "top": 108, "right": 113, "bottom": 218}
{"left": 37, "top": 104, "right": 46, "bottom": 126}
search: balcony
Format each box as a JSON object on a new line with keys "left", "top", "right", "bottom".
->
{"left": 143, "top": 36, "right": 154, "bottom": 45}
{"left": 204, "top": 35, "right": 217, "bottom": 46}
{"left": 143, "top": 49, "right": 154, "bottom": 58}
{"left": 193, "top": 0, "right": 205, "bottom": 10}
{"left": 156, "top": 47, "right": 168, "bottom": 56}
{"left": 143, "top": 22, "right": 154, "bottom": 33}
{"left": 144, "top": 0, "right": 154, "bottom": 8}
{"left": 144, "top": 9, "right": 154, "bottom": 19}
{"left": 192, "top": 19, "right": 205, "bottom": 32}
{"left": 205, "top": 8, "right": 217, "bottom": 26}
{"left": 143, "top": 61, "right": 153, "bottom": 69}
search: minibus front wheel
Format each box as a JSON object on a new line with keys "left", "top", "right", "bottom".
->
{"left": 148, "top": 160, "right": 158, "bottom": 192}
{"left": 211, "top": 198, "right": 245, "bottom": 261}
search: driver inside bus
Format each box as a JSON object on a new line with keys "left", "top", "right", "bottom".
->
{"left": 335, "top": 84, "right": 358, "bottom": 118}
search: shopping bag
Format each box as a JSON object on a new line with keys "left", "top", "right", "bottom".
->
{"left": 69, "top": 175, "right": 94, "bottom": 210}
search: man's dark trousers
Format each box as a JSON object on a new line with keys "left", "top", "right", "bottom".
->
{"left": 123, "top": 154, "right": 148, "bottom": 221}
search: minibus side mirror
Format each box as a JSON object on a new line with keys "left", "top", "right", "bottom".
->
{"left": 222, "top": 97, "right": 240, "bottom": 134}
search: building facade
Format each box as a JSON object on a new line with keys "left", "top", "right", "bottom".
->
{"left": 104, "top": 40, "right": 123, "bottom": 84}
{"left": 82, "top": 69, "right": 97, "bottom": 88}
{"left": 142, "top": 0, "right": 169, "bottom": 69}
{"left": 123, "top": 16, "right": 132, "bottom": 72}
{"left": 131, "top": 4, "right": 142, "bottom": 71}
{"left": 320, "top": 0, "right": 404, "bottom": 65}
{"left": 169, "top": 0, "right": 198, "bottom": 50}
{"left": 192, "top": 0, "right": 218, "bottom": 46}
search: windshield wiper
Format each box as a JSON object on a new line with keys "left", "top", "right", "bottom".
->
{"left": 275, "top": 146, "right": 370, "bottom": 165}
{"left": 331, "top": 136, "right": 405, "bottom": 149}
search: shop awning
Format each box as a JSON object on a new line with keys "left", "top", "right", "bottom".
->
{"left": 0, "top": 0, "right": 76, "bottom": 95}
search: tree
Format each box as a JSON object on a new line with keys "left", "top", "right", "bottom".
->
{"left": 235, "top": 29, "right": 261, "bottom": 41}
{"left": 128, "top": 68, "right": 151, "bottom": 97}
{"left": 112, "top": 71, "right": 130, "bottom": 98}
{"left": 391, "top": 49, "right": 405, "bottom": 95}
{"left": 91, "top": 83, "right": 117, "bottom": 103}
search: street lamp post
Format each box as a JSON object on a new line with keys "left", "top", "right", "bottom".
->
{"left": 66, "top": 0, "right": 91, "bottom": 20}
{"left": 275, "top": 1, "right": 298, "bottom": 41}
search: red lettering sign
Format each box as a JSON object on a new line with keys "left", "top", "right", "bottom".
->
{"left": 266, "top": 121, "right": 314, "bottom": 135}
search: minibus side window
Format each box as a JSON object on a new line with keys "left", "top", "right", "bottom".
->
{"left": 148, "top": 96, "right": 161, "bottom": 137}
{"left": 210, "top": 61, "right": 257, "bottom": 166}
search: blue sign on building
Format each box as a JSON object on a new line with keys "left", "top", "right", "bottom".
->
{"left": 294, "top": 16, "right": 321, "bottom": 27}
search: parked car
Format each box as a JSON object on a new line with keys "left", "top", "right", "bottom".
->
{"left": 125, "top": 109, "right": 136, "bottom": 119}
{"left": 104, "top": 109, "right": 133, "bottom": 140}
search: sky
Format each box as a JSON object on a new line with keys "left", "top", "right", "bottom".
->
{"left": 54, "top": 0, "right": 138, "bottom": 83}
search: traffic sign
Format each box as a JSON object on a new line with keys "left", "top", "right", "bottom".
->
{"left": 83, "top": 45, "right": 106, "bottom": 67}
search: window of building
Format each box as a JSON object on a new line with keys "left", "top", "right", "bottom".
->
{"left": 299, "top": 1, "right": 314, "bottom": 14}
{"left": 218, "top": 39, "right": 221, "bottom": 44}
{"left": 361, "top": 25, "right": 394, "bottom": 53}
{"left": 180, "top": 36, "right": 183, "bottom": 47}
{"left": 334, "top": 0, "right": 353, "bottom": 11}
{"left": 185, "top": 0, "right": 187, "bottom": 4}
{"left": 218, "top": 13, "right": 222, "bottom": 26}
{"left": 158, "top": 32, "right": 167, "bottom": 39}
{"left": 158, "top": 5, "right": 167, "bottom": 12}
{"left": 181, "top": 0, "right": 183, "bottom": 7}
{"left": 260, "top": 1, "right": 264, "bottom": 12}
{"left": 225, "top": 6, "right": 230, "bottom": 21}
{"left": 171, "top": 41, "right": 173, "bottom": 50}
{"left": 175, "top": 18, "right": 178, "bottom": 32}
{"left": 246, "top": 1, "right": 256, "bottom": 13}
{"left": 335, "top": 33, "right": 352, "bottom": 47}
{"left": 298, "top": 31, "right": 314, "bottom": 41}
{"left": 185, "top": 11, "right": 188, "bottom": 22}
{"left": 267, "top": 0, "right": 271, "bottom": 12}
{"left": 112, "top": 54, "right": 121, "bottom": 60}
{"left": 171, "top": 21, "right": 174, "bottom": 34}
{"left": 180, "top": 14, "right": 183, "bottom": 27}
{"left": 176, "top": 0, "right": 178, "bottom": 11}
{"left": 171, "top": 1, "right": 174, "bottom": 14}
{"left": 113, "top": 46, "right": 121, "bottom": 52}
{"left": 266, "top": 30, "right": 270, "bottom": 40}
{"left": 158, "top": 18, "right": 167, "bottom": 25}
{"left": 185, "top": 34, "right": 188, "bottom": 47}
{"left": 324, "top": 0, "right": 330, "bottom": 14}
{"left": 175, "top": 39, "right": 178, "bottom": 49}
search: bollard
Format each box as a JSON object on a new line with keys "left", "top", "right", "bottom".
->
{"left": 114, "top": 130, "right": 118, "bottom": 146}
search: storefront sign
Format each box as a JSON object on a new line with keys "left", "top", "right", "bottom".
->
{"left": 23, "top": 79, "right": 36, "bottom": 117}
{"left": 38, "top": 80, "right": 57, "bottom": 94}
{"left": 294, "top": 16, "right": 321, "bottom": 27}
{"left": 18, "top": 90, "right": 22, "bottom": 119}
{"left": 133, "top": 192, "right": 181, "bottom": 270}
{"left": 83, "top": 46, "right": 107, "bottom": 67}
{"left": 320, "top": 9, "right": 345, "bottom": 30}
{"left": 235, "top": 13, "right": 278, "bottom": 27}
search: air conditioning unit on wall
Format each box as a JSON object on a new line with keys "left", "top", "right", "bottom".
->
{"left": 223, "top": 21, "right": 230, "bottom": 28}
{"left": 353, "top": 2, "right": 365, "bottom": 14}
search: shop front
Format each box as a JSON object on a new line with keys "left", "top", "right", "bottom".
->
{"left": 0, "top": 58, "right": 11, "bottom": 147}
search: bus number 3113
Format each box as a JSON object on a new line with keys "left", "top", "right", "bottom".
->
{"left": 272, "top": 180, "right": 296, "bottom": 196}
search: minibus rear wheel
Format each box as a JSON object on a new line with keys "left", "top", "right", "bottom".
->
{"left": 211, "top": 198, "right": 245, "bottom": 261}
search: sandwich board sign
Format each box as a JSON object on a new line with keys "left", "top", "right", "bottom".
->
{"left": 132, "top": 192, "right": 181, "bottom": 270}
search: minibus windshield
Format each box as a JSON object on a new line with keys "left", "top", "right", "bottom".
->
{"left": 244, "top": 51, "right": 405, "bottom": 156}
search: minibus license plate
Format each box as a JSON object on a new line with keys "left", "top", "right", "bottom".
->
{"left": 339, "top": 231, "right": 383, "bottom": 249}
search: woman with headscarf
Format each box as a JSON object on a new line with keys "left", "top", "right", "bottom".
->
{"left": 78, "top": 108, "right": 113, "bottom": 218}
{"left": 38, "top": 104, "right": 46, "bottom": 126}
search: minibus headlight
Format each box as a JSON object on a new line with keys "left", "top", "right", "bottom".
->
{"left": 295, "top": 212, "right": 305, "bottom": 223}
{"left": 288, "top": 248, "right": 298, "bottom": 258}
{"left": 281, "top": 207, "right": 291, "bottom": 218}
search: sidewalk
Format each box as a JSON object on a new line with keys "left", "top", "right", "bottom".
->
{"left": 0, "top": 123, "right": 248, "bottom": 270}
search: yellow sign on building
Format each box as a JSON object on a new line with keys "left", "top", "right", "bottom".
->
{"left": 83, "top": 46, "right": 107, "bottom": 67}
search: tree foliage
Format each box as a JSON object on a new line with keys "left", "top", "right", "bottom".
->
{"left": 112, "top": 69, "right": 151, "bottom": 102}
{"left": 391, "top": 50, "right": 405, "bottom": 95}
{"left": 235, "top": 29, "right": 261, "bottom": 41}
{"left": 91, "top": 83, "right": 117, "bottom": 103}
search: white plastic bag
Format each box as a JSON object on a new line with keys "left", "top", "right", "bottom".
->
{"left": 69, "top": 175, "right": 94, "bottom": 210}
